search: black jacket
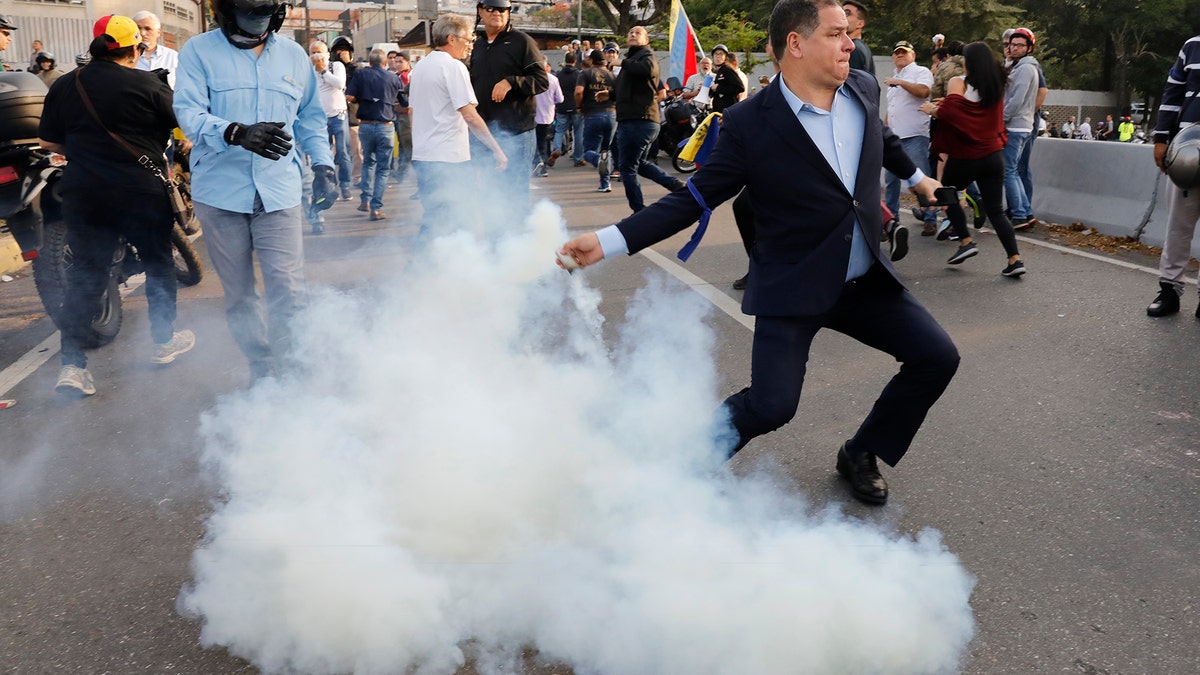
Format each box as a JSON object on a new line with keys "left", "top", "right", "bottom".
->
{"left": 469, "top": 25, "right": 548, "bottom": 133}
{"left": 555, "top": 64, "right": 580, "bottom": 114}
{"left": 40, "top": 62, "right": 177, "bottom": 196}
{"left": 711, "top": 63, "right": 744, "bottom": 113}
{"left": 614, "top": 45, "right": 659, "bottom": 123}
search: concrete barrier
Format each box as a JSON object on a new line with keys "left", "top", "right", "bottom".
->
{"left": 1030, "top": 137, "right": 1200, "bottom": 257}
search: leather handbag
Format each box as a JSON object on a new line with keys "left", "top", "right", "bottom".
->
{"left": 73, "top": 73, "right": 197, "bottom": 234}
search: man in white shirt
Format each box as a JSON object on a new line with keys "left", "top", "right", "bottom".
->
{"left": 682, "top": 57, "right": 713, "bottom": 101}
{"left": 310, "top": 40, "right": 352, "bottom": 199}
{"left": 882, "top": 40, "right": 935, "bottom": 235}
{"left": 1077, "top": 116, "right": 1093, "bottom": 140}
{"left": 133, "top": 11, "right": 179, "bottom": 88}
{"left": 410, "top": 13, "right": 506, "bottom": 241}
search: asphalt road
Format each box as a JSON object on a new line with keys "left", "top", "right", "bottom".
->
{"left": 1, "top": 162, "right": 1198, "bottom": 674}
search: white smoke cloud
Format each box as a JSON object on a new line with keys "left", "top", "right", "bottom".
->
{"left": 179, "top": 201, "right": 976, "bottom": 674}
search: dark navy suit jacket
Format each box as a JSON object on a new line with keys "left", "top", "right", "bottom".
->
{"left": 615, "top": 69, "right": 917, "bottom": 317}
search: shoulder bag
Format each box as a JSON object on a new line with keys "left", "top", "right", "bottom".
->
{"left": 73, "top": 72, "right": 198, "bottom": 234}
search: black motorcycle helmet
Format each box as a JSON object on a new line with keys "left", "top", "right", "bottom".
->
{"left": 0, "top": 14, "right": 18, "bottom": 31}
{"left": 330, "top": 35, "right": 353, "bottom": 56}
{"left": 35, "top": 51, "right": 55, "bottom": 69}
{"left": 214, "top": 0, "right": 289, "bottom": 50}
{"left": 75, "top": 52, "right": 92, "bottom": 67}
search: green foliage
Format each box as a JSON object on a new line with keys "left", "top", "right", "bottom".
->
{"left": 694, "top": 11, "right": 769, "bottom": 70}
{"left": 671, "top": 0, "right": 1199, "bottom": 109}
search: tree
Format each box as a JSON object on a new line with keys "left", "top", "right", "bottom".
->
{"left": 694, "top": 11, "right": 767, "bottom": 70}
{"left": 588, "top": 0, "right": 667, "bottom": 35}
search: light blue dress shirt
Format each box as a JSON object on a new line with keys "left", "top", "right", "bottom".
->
{"left": 174, "top": 31, "right": 333, "bottom": 214}
{"left": 778, "top": 80, "right": 873, "bottom": 281}
{"left": 596, "top": 78, "right": 925, "bottom": 281}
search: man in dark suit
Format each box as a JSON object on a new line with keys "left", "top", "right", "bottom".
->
{"left": 559, "top": 0, "right": 959, "bottom": 505}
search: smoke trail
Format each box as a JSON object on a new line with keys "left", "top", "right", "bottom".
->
{"left": 179, "top": 201, "right": 976, "bottom": 674}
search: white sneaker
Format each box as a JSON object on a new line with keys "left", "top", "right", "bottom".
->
{"left": 55, "top": 365, "right": 96, "bottom": 396}
{"left": 152, "top": 329, "right": 196, "bottom": 364}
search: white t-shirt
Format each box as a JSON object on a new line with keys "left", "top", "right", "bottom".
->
{"left": 315, "top": 61, "right": 347, "bottom": 117}
{"left": 951, "top": 75, "right": 980, "bottom": 102}
{"left": 410, "top": 49, "right": 478, "bottom": 164}
{"left": 886, "top": 62, "right": 934, "bottom": 139}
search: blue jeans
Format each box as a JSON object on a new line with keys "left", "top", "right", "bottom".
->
{"left": 327, "top": 113, "right": 351, "bottom": 192}
{"left": 1018, "top": 129, "right": 1036, "bottom": 207}
{"left": 472, "top": 125, "right": 535, "bottom": 224}
{"left": 358, "top": 122, "right": 394, "bottom": 210}
{"left": 392, "top": 115, "right": 412, "bottom": 179}
{"left": 413, "top": 159, "right": 476, "bottom": 245}
{"left": 885, "top": 135, "right": 932, "bottom": 220}
{"left": 580, "top": 111, "right": 616, "bottom": 190}
{"left": 615, "top": 118, "right": 683, "bottom": 212}
{"left": 554, "top": 111, "right": 585, "bottom": 162}
{"left": 1003, "top": 131, "right": 1032, "bottom": 219}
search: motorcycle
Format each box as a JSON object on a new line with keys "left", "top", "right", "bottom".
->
{"left": 0, "top": 71, "right": 203, "bottom": 349}
{"left": 658, "top": 93, "right": 699, "bottom": 174}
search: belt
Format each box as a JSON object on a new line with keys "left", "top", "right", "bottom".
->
{"left": 359, "top": 119, "right": 391, "bottom": 124}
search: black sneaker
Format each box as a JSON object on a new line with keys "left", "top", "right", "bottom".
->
{"left": 947, "top": 242, "right": 978, "bottom": 264}
{"left": 1001, "top": 260, "right": 1026, "bottom": 277}
{"left": 1012, "top": 216, "right": 1037, "bottom": 231}
{"left": 1147, "top": 281, "right": 1181, "bottom": 317}
{"left": 889, "top": 223, "right": 909, "bottom": 262}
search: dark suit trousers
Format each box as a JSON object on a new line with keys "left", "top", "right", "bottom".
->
{"left": 723, "top": 265, "right": 959, "bottom": 467}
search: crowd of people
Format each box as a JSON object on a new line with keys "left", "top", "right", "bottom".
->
{"left": 4, "top": 0, "right": 1198, "bottom": 505}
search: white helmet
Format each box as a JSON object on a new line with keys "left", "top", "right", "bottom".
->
{"left": 1164, "top": 124, "right": 1200, "bottom": 189}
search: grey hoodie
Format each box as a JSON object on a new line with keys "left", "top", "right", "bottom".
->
{"left": 1004, "top": 55, "right": 1040, "bottom": 132}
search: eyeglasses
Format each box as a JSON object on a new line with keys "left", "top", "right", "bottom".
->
{"left": 479, "top": 5, "right": 509, "bottom": 13}
{"left": 1009, "top": 41, "right": 1029, "bottom": 49}
{"left": 452, "top": 33, "right": 476, "bottom": 44}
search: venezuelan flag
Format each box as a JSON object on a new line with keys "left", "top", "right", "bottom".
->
{"left": 668, "top": 0, "right": 703, "bottom": 89}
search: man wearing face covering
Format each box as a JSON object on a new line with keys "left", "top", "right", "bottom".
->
{"left": 174, "top": 0, "right": 337, "bottom": 381}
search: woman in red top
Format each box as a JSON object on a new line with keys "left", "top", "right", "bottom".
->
{"left": 922, "top": 42, "right": 1025, "bottom": 277}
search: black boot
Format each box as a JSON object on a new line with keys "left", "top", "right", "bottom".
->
{"left": 1147, "top": 282, "right": 1181, "bottom": 317}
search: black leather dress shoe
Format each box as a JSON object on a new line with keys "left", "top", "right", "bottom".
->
{"left": 732, "top": 274, "right": 748, "bottom": 290}
{"left": 1147, "top": 281, "right": 1180, "bottom": 317}
{"left": 836, "top": 444, "right": 888, "bottom": 505}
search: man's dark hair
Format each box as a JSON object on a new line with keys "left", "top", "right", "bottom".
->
{"left": 947, "top": 40, "right": 965, "bottom": 56}
{"left": 933, "top": 47, "right": 948, "bottom": 61}
{"left": 590, "top": 50, "right": 605, "bottom": 66}
{"left": 843, "top": 0, "right": 868, "bottom": 20}
{"left": 564, "top": 51, "right": 576, "bottom": 64}
{"left": 962, "top": 41, "right": 1005, "bottom": 108}
{"left": 769, "top": 0, "right": 840, "bottom": 62}
{"left": 88, "top": 35, "right": 136, "bottom": 62}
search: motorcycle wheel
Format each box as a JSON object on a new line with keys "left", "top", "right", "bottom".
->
{"left": 673, "top": 154, "right": 697, "bottom": 174}
{"left": 32, "top": 218, "right": 123, "bottom": 348}
{"left": 171, "top": 225, "right": 203, "bottom": 287}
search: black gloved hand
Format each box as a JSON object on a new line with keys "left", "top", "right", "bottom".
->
{"left": 311, "top": 165, "right": 338, "bottom": 212}
{"left": 225, "top": 121, "right": 293, "bottom": 161}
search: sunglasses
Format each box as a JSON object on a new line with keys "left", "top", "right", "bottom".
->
{"left": 0, "top": 30, "right": 11, "bottom": 37}
{"left": 479, "top": 5, "right": 509, "bottom": 13}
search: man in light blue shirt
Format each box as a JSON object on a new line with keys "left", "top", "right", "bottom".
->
{"left": 174, "top": 0, "right": 336, "bottom": 381}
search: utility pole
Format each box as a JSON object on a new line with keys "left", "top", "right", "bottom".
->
{"left": 576, "top": 0, "right": 582, "bottom": 43}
